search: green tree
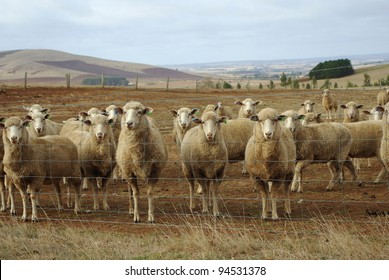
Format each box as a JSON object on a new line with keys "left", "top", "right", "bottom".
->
{"left": 321, "top": 78, "right": 331, "bottom": 89}
{"left": 268, "top": 80, "right": 275, "bottom": 89}
{"left": 237, "top": 82, "right": 241, "bottom": 89}
{"left": 312, "top": 75, "right": 317, "bottom": 89}
{"left": 305, "top": 83, "right": 311, "bottom": 89}
{"left": 292, "top": 80, "right": 299, "bottom": 89}
{"left": 223, "top": 81, "right": 233, "bottom": 89}
{"left": 280, "top": 72, "right": 287, "bottom": 87}
{"left": 363, "top": 73, "right": 371, "bottom": 87}
{"left": 309, "top": 58, "right": 354, "bottom": 79}
{"left": 259, "top": 83, "right": 263, "bottom": 89}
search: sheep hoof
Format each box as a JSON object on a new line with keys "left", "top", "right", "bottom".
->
{"left": 31, "top": 218, "right": 39, "bottom": 223}
{"left": 21, "top": 217, "right": 27, "bottom": 222}
{"left": 0, "top": 207, "right": 6, "bottom": 212}
{"left": 148, "top": 220, "right": 155, "bottom": 224}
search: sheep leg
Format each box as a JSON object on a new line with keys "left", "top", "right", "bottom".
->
{"left": 89, "top": 178, "right": 100, "bottom": 211}
{"left": 70, "top": 178, "right": 82, "bottom": 214}
{"left": 101, "top": 178, "right": 110, "bottom": 211}
{"left": 146, "top": 184, "right": 155, "bottom": 223}
{"left": 126, "top": 175, "right": 140, "bottom": 223}
{"left": 326, "top": 160, "right": 341, "bottom": 191}
{"left": 0, "top": 178, "right": 5, "bottom": 212}
{"left": 127, "top": 184, "right": 134, "bottom": 214}
{"left": 353, "top": 158, "right": 361, "bottom": 172}
{"left": 199, "top": 180, "right": 209, "bottom": 214}
{"left": 254, "top": 180, "right": 269, "bottom": 220}
{"left": 82, "top": 178, "right": 89, "bottom": 190}
{"left": 29, "top": 187, "right": 39, "bottom": 222}
{"left": 374, "top": 159, "right": 388, "bottom": 183}
{"left": 8, "top": 181, "right": 16, "bottom": 215}
{"left": 284, "top": 173, "right": 293, "bottom": 216}
{"left": 211, "top": 181, "right": 220, "bottom": 217}
{"left": 291, "top": 160, "right": 310, "bottom": 193}
{"left": 53, "top": 182, "right": 64, "bottom": 211}
{"left": 62, "top": 177, "right": 72, "bottom": 208}
{"left": 367, "top": 158, "right": 372, "bottom": 168}
{"left": 343, "top": 159, "right": 362, "bottom": 186}
{"left": 270, "top": 181, "right": 281, "bottom": 220}
{"left": 187, "top": 179, "right": 196, "bottom": 211}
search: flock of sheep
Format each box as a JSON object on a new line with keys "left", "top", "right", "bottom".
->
{"left": 1, "top": 87, "right": 389, "bottom": 223}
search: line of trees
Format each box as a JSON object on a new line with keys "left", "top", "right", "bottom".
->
{"left": 308, "top": 59, "right": 355, "bottom": 79}
{"left": 82, "top": 77, "right": 129, "bottom": 86}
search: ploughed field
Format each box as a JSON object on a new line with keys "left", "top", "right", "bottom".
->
{"left": 0, "top": 86, "right": 388, "bottom": 234}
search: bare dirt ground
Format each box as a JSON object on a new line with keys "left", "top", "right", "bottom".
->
{"left": 0, "top": 86, "right": 388, "bottom": 235}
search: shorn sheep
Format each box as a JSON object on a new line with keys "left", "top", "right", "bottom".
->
{"left": 61, "top": 114, "right": 116, "bottom": 211}
{"left": 297, "top": 100, "right": 315, "bottom": 115}
{"left": 169, "top": 107, "right": 199, "bottom": 145}
{"left": 0, "top": 116, "right": 82, "bottom": 222}
{"left": 282, "top": 110, "right": 356, "bottom": 193}
{"left": 181, "top": 111, "right": 228, "bottom": 216}
{"left": 116, "top": 101, "right": 168, "bottom": 223}
{"left": 322, "top": 89, "right": 338, "bottom": 119}
{"left": 377, "top": 88, "right": 389, "bottom": 106}
{"left": 245, "top": 108, "right": 296, "bottom": 220}
{"left": 235, "top": 98, "right": 262, "bottom": 118}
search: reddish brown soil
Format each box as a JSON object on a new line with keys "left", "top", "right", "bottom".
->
{"left": 0, "top": 86, "right": 388, "bottom": 234}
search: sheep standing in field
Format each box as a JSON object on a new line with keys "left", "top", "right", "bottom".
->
{"left": 23, "top": 104, "right": 50, "bottom": 115}
{"left": 380, "top": 104, "right": 389, "bottom": 179}
{"left": 61, "top": 115, "right": 116, "bottom": 211}
{"left": 181, "top": 111, "right": 228, "bottom": 215}
{"left": 301, "top": 112, "right": 324, "bottom": 125}
{"left": 282, "top": 110, "right": 356, "bottom": 193}
{"left": 116, "top": 101, "right": 168, "bottom": 223}
{"left": 297, "top": 100, "right": 315, "bottom": 115}
{"left": 340, "top": 101, "right": 369, "bottom": 123}
{"left": 203, "top": 102, "right": 233, "bottom": 118}
{"left": 322, "top": 89, "right": 338, "bottom": 119}
{"left": 362, "top": 105, "right": 385, "bottom": 121}
{"left": 169, "top": 107, "right": 199, "bottom": 145}
{"left": 245, "top": 108, "right": 296, "bottom": 220}
{"left": 104, "top": 105, "right": 123, "bottom": 145}
{"left": 235, "top": 98, "right": 262, "bottom": 118}
{"left": 25, "top": 111, "right": 63, "bottom": 137}
{"left": 377, "top": 88, "right": 389, "bottom": 106}
{"left": 0, "top": 117, "right": 82, "bottom": 222}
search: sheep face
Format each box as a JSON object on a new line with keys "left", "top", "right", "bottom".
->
{"left": 235, "top": 98, "right": 262, "bottom": 117}
{"left": 323, "top": 89, "right": 330, "bottom": 97}
{"left": 284, "top": 114, "right": 303, "bottom": 133}
{"left": 105, "top": 106, "right": 123, "bottom": 123}
{"left": 302, "top": 100, "right": 315, "bottom": 113}
{"left": 26, "top": 112, "right": 49, "bottom": 135}
{"left": 170, "top": 107, "right": 198, "bottom": 130}
{"left": 250, "top": 109, "right": 285, "bottom": 140}
{"left": 123, "top": 104, "right": 153, "bottom": 130}
{"left": 23, "top": 104, "right": 50, "bottom": 116}
{"left": 0, "top": 117, "right": 29, "bottom": 144}
{"left": 301, "top": 113, "right": 322, "bottom": 125}
{"left": 341, "top": 102, "right": 363, "bottom": 121}
{"left": 193, "top": 112, "right": 227, "bottom": 141}
{"left": 364, "top": 106, "right": 384, "bottom": 121}
{"left": 84, "top": 115, "right": 113, "bottom": 141}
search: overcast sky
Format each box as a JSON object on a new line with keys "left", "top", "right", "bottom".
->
{"left": 1, "top": 0, "right": 389, "bottom": 65}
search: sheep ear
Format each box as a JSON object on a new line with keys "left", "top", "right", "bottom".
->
{"left": 235, "top": 100, "right": 243, "bottom": 106}
{"left": 312, "top": 102, "right": 315, "bottom": 105}
{"left": 41, "top": 108, "right": 50, "bottom": 114}
{"left": 144, "top": 107, "right": 153, "bottom": 115}
{"left": 0, "top": 117, "right": 7, "bottom": 123}
{"left": 108, "top": 119, "right": 115, "bottom": 126}
{"left": 250, "top": 115, "right": 259, "bottom": 122}
{"left": 219, "top": 116, "right": 229, "bottom": 124}
{"left": 298, "top": 115, "right": 305, "bottom": 120}
{"left": 301, "top": 103, "right": 305, "bottom": 106}
{"left": 0, "top": 123, "right": 4, "bottom": 129}
{"left": 356, "top": 104, "right": 363, "bottom": 109}
{"left": 190, "top": 108, "right": 199, "bottom": 115}
{"left": 83, "top": 120, "right": 92, "bottom": 126}
{"left": 362, "top": 110, "right": 371, "bottom": 115}
{"left": 278, "top": 115, "right": 287, "bottom": 121}
{"left": 192, "top": 118, "right": 203, "bottom": 124}
{"left": 254, "top": 100, "right": 262, "bottom": 106}
{"left": 23, "top": 106, "right": 31, "bottom": 111}
{"left": 115, "top": 107, "right": 123, "bottom": 114}
{"left": 44, "top": 114, "right": 51, "bottom": 120}
{"left": 316, "top": 113, "right": 322, "bottom": 118}
{"left": 376, "top": 106, "right": 385, "bottom": 113}
{"left": 79, "top": 111, "right": 88, "bottom": 117}
{"left": 169, "top": 109, "right": 178, "bottom": 117}
{"left": 24, "top": 115, "right": 32, "bottom": 121}
{"left": 22, "top": 120, "right": 31, "bottom": 127}
{"left": 340, "top": 105, "right": 347, "bottom": 109}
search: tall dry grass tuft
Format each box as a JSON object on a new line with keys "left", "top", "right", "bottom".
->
{"left": 0, "top": 214, "right": 388, "bottom": 260}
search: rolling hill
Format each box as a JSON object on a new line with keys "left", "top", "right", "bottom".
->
{"left": 0, "top": 49, "right": 201, "bottom": 85}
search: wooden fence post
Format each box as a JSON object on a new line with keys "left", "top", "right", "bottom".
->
{"left": 166, "top": 77, "right": 170, "bottom": 91}
{"left": 66, "top": 73, "right": 70, "bottom": 88}
{"left": 24, "top": 72, "right": 27, "bottom": 89}
{"left": 101, "top": 74, "right": 105, "bottom": 88}
{"left": 135, "top": 75, "right": 139, "bottom": 90}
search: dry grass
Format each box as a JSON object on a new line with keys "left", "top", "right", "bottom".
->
{"left": 1, "top": 214, "right": 388, "bottom": 260}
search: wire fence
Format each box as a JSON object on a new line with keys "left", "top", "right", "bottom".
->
{"left": 0, "top": 87, "right": 389, "bottom": 231}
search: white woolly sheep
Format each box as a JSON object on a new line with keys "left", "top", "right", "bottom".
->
{"left": 181, "top": 111, "right": 228, "bottom": 216}
{"left": 0, "top": 116, "right": 82, "bottom": 222}
{"left": 377, "top": 88, "right": 389, "bottom": 106}
{"left": 25, "top": 111, "right": 63, "bottom": 137}
{"left": 104, "top": 105, "right": 123, "bottom": 145}
{"left": 297, "top": 100, "right": 315, "bottom": 115}
{"left": 203, "top": 102, "right": 233, "bottom": 118}
{"left": 116, "top": 101, "right": 168, "bottom": 223}
{"left": 169, "top": 107, "right": 199, "bottom": 146}
{"left": 61, "top": 114, "right": 116, "bottom": 211}
{"left": 282, "top": 110, "right": 356, "bottom": 193}
{"left": 235, "top": 98, "right": 262, "bottom": 118}
{"left": 362, "top": 105, "right": 385, "bottom": 121}
{"left": 340, "top": 101, "right": 369, "bottom": 123}
{"left": 322, "top": 89, "right": 338, "bottom": 119}
{"left": 245, "top": 108, "right": 296, "bottom": 220}
{"left": 380, "top": 104, "right": 389, "bottom": 179}
{"left": 301, "top": 112, "right": 324, "bottom": 126}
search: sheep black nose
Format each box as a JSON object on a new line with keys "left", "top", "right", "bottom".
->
{"left": 10, "top": 136, "right": 17, "bottom": 143}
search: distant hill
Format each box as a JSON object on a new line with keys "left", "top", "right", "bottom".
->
{"left": 0, "top": 49, "right": 201, "bottom": 85}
